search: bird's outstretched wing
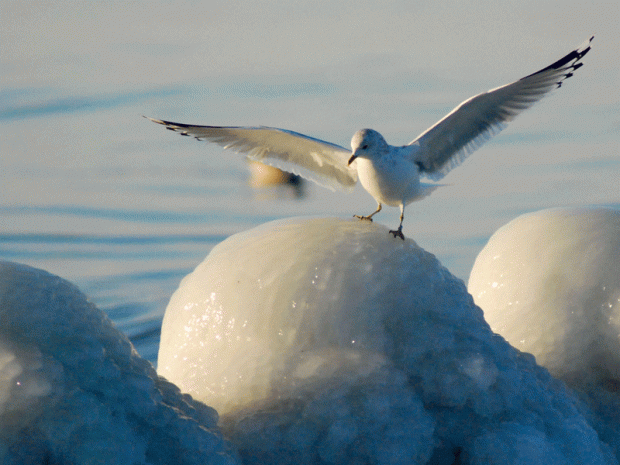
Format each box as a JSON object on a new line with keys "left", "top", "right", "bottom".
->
{"left": 409, "top": 36, "right": 593, "bottom": 180}
{"left": 145, "top": 117, "right": 357, "bottom": 190}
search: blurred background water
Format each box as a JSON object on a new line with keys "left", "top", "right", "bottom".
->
{"left": 1, "top": 1, "right": 618, "bottom": 364}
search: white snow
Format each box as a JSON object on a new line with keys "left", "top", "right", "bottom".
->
{"left": 0, "top": 261, "right": 239, "bottom": 465}
{"left": 468, "top": 207, "right": 620, "bottom": 385}
{"left": 468, "top": 206, "right": 620, "bottom": 459}
{"left": 2, "top": 214, "right": 618, "bottom": 464}
{"left": 159, "top": 216, "right": 617, "bottom": 464}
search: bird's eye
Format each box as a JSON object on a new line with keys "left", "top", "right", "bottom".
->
{"left": 362, "top": 144, "right": 368, "bottom": 150}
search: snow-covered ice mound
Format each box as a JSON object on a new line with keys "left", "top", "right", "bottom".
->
{"left": 468, "top": 207, "right": 620, "bottom": 386}
{"left": 159, "top": 217, "right": 616, "bottom": 465}
{"left": 468, "top": 207, "right": 620, "bottom": 459}
{"left": 0, "top": 261, "right": 239, "bottom": 465}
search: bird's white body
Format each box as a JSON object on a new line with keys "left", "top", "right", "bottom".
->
{"left": 147, "top": 36, "right": 593, "bottom": 239}
{"left": 351, "top": 130, "right": 436, "bottom": 209}
{"left": 356, "top": 155, "right": 420, "bottom": 207}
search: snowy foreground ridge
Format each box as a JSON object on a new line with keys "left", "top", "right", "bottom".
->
{"left": 158, "top": 216, "right": 617, "bottom": 464}
{"left": 0, "top": 261, "right": 239, "bottom": 465}
{"left": 1, "top": 214, "right": 619, "bottom": 464}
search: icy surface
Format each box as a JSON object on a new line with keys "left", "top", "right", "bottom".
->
{"left": 468, "top": 207, "right": 620, "bottom": 458}
{"left": 0, "top": 261, "right": 239, "bottom": 465}
{"left": 468, "top": 207, "right": 620, "bottom": 384}
{"left": 159, "top": 216, "right": 616, "bottom": 464}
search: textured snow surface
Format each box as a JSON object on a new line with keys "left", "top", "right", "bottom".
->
{"left": 0, "top": 261, "right": 239, "bottom": 465}
{"left": 159, "top": 216, "right": 617, "bottom": 464}
{"left": 468, "top": 207, "right": 620, "bottom": 383}
{"left": 468, "top": 207, "right": 620, "bottom": 458}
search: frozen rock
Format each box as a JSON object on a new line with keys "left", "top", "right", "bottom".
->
{"left": 159, "top": 216, "right": 616, "bottom": 464}
{"left": 0, "top": 261, "right": 239, "bottom": 465}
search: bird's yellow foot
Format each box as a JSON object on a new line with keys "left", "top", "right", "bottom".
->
{"left": 389, "top": 227, "right": 405, "bottom": 240}
{"left": 354, "top": 214, "right": 374, "bottom": 222}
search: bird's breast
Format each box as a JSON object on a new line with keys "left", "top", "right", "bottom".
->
{"left": 355, "top": 157, "right": 421, "bottom": 206}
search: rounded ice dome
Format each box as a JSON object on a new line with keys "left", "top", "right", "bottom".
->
{"left": 159, "top": 217, "right": 615, "bottom": 464}
{"left": 0, "top": 261, "right": 239, "bottom": 465}
{"left": 468, "top": 207, "right": 620, "bottom": 386}
{"left": 158, "top": 217, "right": 497, "bottom": 417}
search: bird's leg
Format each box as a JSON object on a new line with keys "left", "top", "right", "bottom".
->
{"left": 354, "top": 203, "right": 382, "bottom": 222}
{"left": 389, "top": 205, "right": 406, "bottom": 240}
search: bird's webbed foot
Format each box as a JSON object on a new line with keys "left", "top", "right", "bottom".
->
{"left": 389, "top": 226, "right": 405, "bottom": 240}
{"left": 354, "top": 204, "right": 382, "bottom": 222}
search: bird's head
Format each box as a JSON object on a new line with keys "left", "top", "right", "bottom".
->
{"left": 348, "top": 129, "right": 388, "bottom": 165}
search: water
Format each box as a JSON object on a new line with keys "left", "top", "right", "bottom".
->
{"left": 1, "top": 3, "right": 618, "bottom": 365}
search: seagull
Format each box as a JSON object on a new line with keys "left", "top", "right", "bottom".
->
{"left": 146, "top": 36, "right": 593, "bottom": 240}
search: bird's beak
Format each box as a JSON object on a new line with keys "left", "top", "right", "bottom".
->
{"left": 347, "top": 153, "right": 357, "bottom": 166}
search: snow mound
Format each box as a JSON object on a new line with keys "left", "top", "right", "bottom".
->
{"left": 159, "top": 217, "right": 616, "bottom": 464}
{"left": 468, "top": 207, "right": 620, "bottom": 384}
{"left": 0, "top": 261, "right": 239, "bottom": 465}
{"left": 468, "top": 207, "right": 620, "bottom": 459}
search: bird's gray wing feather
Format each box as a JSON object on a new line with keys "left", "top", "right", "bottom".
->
{"left": 409, "top": 36, "right": 593, "bottom": 180}
{"left": 145, "top": 117, "right": 357, "bottom": 190}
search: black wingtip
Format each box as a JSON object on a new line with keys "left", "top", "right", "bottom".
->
{"left": 145, "top": 116, "right": 191, "bottom": 134}
{"left": 414, "top": 160, "right": 428, "bottom": 173}
{"left": 521, "top": 36, "right": 594, "bottom": 84}
{"left": 144, "top": 116, "right": 169, "bottom": 127}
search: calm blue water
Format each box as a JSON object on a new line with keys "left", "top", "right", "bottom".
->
{"left": 2, "top": 80, "right": 618, "bottom": 365}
